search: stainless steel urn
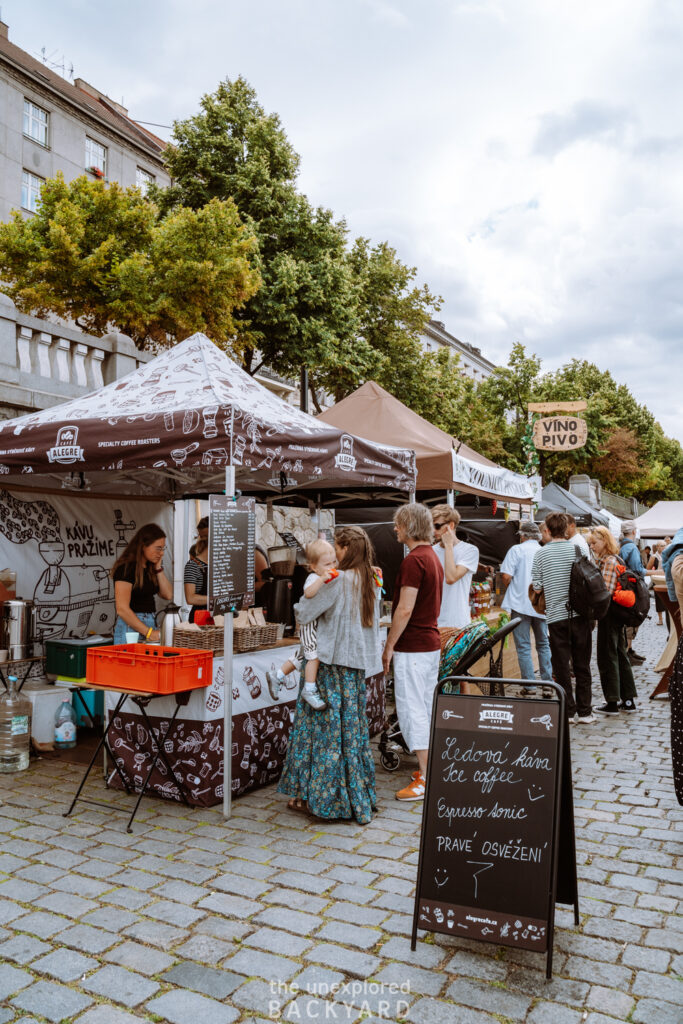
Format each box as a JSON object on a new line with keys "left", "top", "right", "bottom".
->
{"left": 0, "top": 600, "right": 35, "bottom": 660}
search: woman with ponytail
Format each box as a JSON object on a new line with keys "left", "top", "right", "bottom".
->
{"left": 278, "top": 525, "right": 381, "bottom": 824}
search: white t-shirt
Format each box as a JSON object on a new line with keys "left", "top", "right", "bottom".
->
{"left": 433, "top": 540, "right": 479, "bottom": 628}
{"left": 570, "top": 533, "right": 591, "bottom": 560}
{"left": 500, "top": 540, "right": 543, "bottom": 618}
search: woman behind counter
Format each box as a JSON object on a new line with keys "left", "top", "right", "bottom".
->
{"left": 112, "top": 523, "right": 172, "bottom": 643}
{"left": 184, "top": 518, "right": 209, "bottom": 622}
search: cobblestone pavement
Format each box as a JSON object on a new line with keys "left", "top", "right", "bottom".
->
{"left": 1, "top": 612, "right": 681, "bottom": 1024}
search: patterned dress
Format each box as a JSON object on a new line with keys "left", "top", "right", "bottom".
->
{"left": 277, "top": 662, "right": 377, "bottom": 824}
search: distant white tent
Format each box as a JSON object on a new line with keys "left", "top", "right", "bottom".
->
{"left": 599, "top": 508, "right": 623, "bottom": 539}
{"left": 632, "top": 501, "right": 683, "bottom": 539}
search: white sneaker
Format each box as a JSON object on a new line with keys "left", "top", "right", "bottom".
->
{"left": 302, "top": 685, "right": 327, "bottom": 711}
{"left": 576, "top": 714, "right": 596, "bottom": 724}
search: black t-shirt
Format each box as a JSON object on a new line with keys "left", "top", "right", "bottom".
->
{"left": 113, "top": 562, "right": 158, "bottom": 614}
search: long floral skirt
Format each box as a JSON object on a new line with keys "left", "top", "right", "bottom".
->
{"left": 277, "top": 663, "right": 377, "bottom": 824}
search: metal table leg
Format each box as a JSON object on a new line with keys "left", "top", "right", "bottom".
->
{"left": 124, "top": 695, "right": 191, "bottom": 832}
{"left": 63, "top": 693, "right": 132, "bottom": 819}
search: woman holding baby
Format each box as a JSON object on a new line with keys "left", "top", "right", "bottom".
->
{"left": 277, "top": 525, "right": 382, "bottom": 825}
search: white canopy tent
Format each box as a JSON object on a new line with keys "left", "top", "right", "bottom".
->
{"left": 633, "top": 502, "right": 683, "bottom": 539}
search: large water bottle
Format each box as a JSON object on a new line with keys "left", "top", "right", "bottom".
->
{"left": 0, "top": 674, "right": 32, "bottom": 772}
{"left": 54, "top": 701, "right": 77, "bottom": 749}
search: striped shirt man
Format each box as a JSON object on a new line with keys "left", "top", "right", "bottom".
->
{"left": 531, "top": 539, "right": 576, "bottom": 624}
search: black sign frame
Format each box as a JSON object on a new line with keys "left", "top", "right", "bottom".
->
{"left": 208, "top": 495, "right": 256, "bottom": 613}
{"left": 411, "top": 677, "right": 578, "bottom": 980}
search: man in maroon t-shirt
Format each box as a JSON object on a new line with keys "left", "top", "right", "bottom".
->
{"left": 382, "top": 502, "right": 443, "bottom": 801}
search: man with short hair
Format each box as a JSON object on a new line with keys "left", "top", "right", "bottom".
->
{"left": 620, "top": 522, "right": 646, "bottom": 664}
{"left": 383, "top": 502, "right": 443, "bottom": 801}
{"left": 531, "top": 513, "right": 594, "bottom": 723}
{"left": 566, "top": 515, "right": 591, "bottom": 559}
{"left": 430, "top": 505, "right": 479, "bottom": 630}
{"left": 500, "top": 521, "right": 553, "bottom": 689}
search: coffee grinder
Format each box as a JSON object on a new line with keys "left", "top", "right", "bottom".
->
{"left": 266, "top": 533, "right": 309, "bottom": 634}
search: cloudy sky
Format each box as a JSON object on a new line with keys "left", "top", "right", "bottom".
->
{"left": 8, "top": 0, "right": 683, "bottom": 441}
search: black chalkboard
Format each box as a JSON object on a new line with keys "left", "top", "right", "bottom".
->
{"left": 412, "top": 679, "right": 577, "bottom": 979}
{"left": 208, "top": 495, "right": 256, "bottom": 612}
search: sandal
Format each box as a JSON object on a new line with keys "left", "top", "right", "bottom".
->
{"left": 287, "top": 798, "right": 310, "bottom": 816}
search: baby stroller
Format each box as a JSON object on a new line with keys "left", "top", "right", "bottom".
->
{"left": 378, "top": 616, "right": 522, "bottom": 772}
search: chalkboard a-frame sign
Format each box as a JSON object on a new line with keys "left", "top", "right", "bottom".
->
{"left": 208, "top": 495, "right": 256, "bottom": 613}
{"left": 412, "top": 678, "right": 578, "bottom": 979}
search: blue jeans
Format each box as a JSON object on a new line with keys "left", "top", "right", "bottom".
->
{"left": 510, "top": 609, "right": 553, "bottom": 683}
{"left": 113, "top": 612, "right": 155, "bottom": 644}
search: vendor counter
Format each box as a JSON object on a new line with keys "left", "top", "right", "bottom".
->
{"left": 104, "top": 637, "right": 386, "bottom": 808}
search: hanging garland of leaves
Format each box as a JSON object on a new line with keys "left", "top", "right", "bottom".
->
{"left": 521, "top": 416, "right": 540, "bottom": 475}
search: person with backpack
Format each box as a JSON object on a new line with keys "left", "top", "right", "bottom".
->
{"left": 588, "top": 526, "right": 638, "bottom": 714}
{"left": 619, "top": 522, "right": 647, "bottom": 665}
{"left": 531, "top": 513, "right": 595, "bottom": 724}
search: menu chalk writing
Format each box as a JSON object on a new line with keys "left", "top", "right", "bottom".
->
{"left": 413, "top": 689, "right": 575, "bottom": 977}
{"left": 208, "top": 495, "right": 255, "bottom": 612}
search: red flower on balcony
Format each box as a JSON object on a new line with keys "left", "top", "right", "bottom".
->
{"left": 88, "top": 166, "right": 104, "bottom": 179}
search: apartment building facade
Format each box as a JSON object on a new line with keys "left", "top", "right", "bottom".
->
{"left": 421, "top": 318, "right": 497, "bottom": 382}
{"left": 0, "top": 20, "right": 169, "bottom": 223}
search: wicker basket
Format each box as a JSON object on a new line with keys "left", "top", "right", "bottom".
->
{"left": 173, "top": 625, "right": 224, "bottom": 654}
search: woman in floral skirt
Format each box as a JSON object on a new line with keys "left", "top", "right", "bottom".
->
{"left": 277, "top": 526, "right": 381, "bottom": 824}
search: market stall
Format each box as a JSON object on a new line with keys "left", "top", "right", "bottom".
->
{"left": 633, "top": 501, "right": 683, "bottom": 539}
{"left": 0, "top": 333, "right": 415, "bottom": 808}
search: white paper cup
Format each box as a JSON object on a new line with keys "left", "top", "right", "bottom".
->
{"left": 125, "top": 632, "right": 139, "bottom": 644}
{"left": 0, "top": 649, "right": 8, "bottom": 663}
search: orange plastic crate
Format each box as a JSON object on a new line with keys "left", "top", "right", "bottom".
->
{"left": 86, "top": 645, "right": 213, "bottom": 694}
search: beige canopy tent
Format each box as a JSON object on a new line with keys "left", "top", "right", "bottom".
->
{"left": 633, "top": 501, "right": 683, "bottom": 539}
{"left": 317, "top": 380, "right": 534, "bottom": 504}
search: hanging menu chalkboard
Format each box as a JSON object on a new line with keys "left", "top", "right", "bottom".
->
{"left": 412, "top": 683, "right": 576, "bottom": 978}
{"left": 208, "top": 495, "right": 255, "bottom": 612}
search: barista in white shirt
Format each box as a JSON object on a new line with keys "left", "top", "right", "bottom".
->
{"left": 431, "top": 505, "right": 479, "bottom": 629}
{"left": 566, "top": 514, "right": 592, "bottom": 559}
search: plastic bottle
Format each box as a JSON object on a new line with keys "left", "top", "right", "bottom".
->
{"left": 0, "top": 674, "right": 31, "bottom": 772}
{"left": 54, "top": 700, "right": 77, "bottom": 749}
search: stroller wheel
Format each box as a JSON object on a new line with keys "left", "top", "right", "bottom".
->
{"left": 380, "top": 750, "right": 401, "bottom": 772}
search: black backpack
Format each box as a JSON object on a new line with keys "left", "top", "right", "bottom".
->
{"left": 612, "top": 558, "right": 650, "bottom": 627}
{"left": 567, "top": 552, "right": 611, "bottom": 621}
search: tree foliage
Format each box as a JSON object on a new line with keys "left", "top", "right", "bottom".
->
{"left": 0, "top": 174, "right": 260, "bottom": 347}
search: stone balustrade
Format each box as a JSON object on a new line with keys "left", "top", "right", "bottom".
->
{"left": 0, "top": 292, "right": 153, "bottom": 420}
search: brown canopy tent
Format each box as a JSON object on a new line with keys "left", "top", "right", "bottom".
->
{"left": 317, "top": 380, "right": 533, "bottom": 504}
{"left": 0, "top": 335, "right": 415, "bottom": 498}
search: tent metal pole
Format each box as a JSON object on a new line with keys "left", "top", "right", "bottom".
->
{"left": 447, "top": 490, "right": 455, "bottom": 508}
{"left": 222, "top": 465, "right": 235, "bottom": 820}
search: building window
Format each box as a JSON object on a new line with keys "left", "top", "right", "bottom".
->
{"left": 23, "top": 99, "right": 49, "bottom": 146}
{"left": 136, "top": 167, "right": 155, "bottom": 194}
{"left": 85, "top": 137, "right": 107, "bottom": 178}
{"left": 22, "top": 170, "right": 44, "bottom": 213}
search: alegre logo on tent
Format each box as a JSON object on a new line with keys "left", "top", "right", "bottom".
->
{"left": 334, "top": 434, "right": 357, "bottom": 472}
{"left": 47, "top": 425, "right": 85, "bottom": 465}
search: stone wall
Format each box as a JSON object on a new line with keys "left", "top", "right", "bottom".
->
{"left": 255, "top": 504, "right": 335, "bottom": 555}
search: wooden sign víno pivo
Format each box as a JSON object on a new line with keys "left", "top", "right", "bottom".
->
{"left": 533, "top": 416, "right": 587, "bottom": 451}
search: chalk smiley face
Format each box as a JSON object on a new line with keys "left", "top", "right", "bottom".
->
{"left": 435, "top": 868, "right": 449, "bottom": 888}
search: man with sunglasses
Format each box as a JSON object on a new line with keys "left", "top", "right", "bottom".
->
{"left": 431, "top": 505, "right": 479, "bottom": 629}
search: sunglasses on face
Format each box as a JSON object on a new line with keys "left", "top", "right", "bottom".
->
{"left": 433, "top": 522, "right": 447, "bottom": 529}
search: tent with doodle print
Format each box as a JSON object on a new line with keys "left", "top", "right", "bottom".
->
{"left": 0, "top": 333, "right": 416, "bottom": 497}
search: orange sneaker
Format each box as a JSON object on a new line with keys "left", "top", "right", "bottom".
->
{"left": 396, "top": 771, "right": 425, "bottom": 801}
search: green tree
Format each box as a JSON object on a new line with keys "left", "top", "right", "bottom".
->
{"left": 0, "top": 174, "right": 260, "bottom": 347}
{"left": 157, "top": 78, "right": 440, "bottom": 393}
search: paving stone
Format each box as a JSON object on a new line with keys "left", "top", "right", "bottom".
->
{"left": 0, "top": 878, "right": 48, "bottom": 902}
{"left": 264, "top": 886, "right": 329, "bottom": 914}
{"left": 253, "top": 905, "right": 322, "bottom": 934}
{"left": 504, "top": 966, "right": 589, "bottom": 1005}
{"left": 0, "top": 933, "right": 51, "bottom": 964}
{"left": 244, "top": 925, "right": 312, "bottom": 956}
{"left": 11, "top": 979, "right": 93, "bottom": 1022}
{"left": 193, "top": 916, "right": 252, "bottom": 942}
{"left": 631, "top": 971, "right": 683, "bottom": 1006}
{"left": 81, "top": 963, "right": 160, "bottom": 1006}
{"left": 445, "top": 950, "right": 507, "bottom": 981}
{"left": 146, "top": 989, "right": 239, "bottom": 1024}
{"left": 232, "top": 978, "right": 291, "bottom": 1016}
{"left": 527, "top": 1003, "right": 584, "bottom": 1024}
{"left": 57, "top": 922, "right": 119, "bottom": 953}
{"left": 563, "top": 956, "right": 631, "bottom": 988}
{"left": 51, "top": 873, "right": 111, "bottom": 897}
{"left": 161, "top": 961, "right": 242, "bottom": 998}
{"left": 103, "top": 939, "right": 175, "bottom": 975}
{"left": 407, "top": 997, "right": 498, "bottom": 1024}
{"left": 304, "top": 942, "right": 381, "bottom": 977}
{"left": 0, "top": 963, "right": 33, "bottom": 1000}
{"left": 33, "top": 891, "right": 99, "bottom": 918}
{"left": 284, "top": 994, "right": 361, "bottom": 1021}
{"left": 380, "top": 935, "right": 448, "bottom": 968}
{"left": 621, "top": 943, "right": 671, "bottom": 972}
{"left": 123, "top": 918, "right": 188, "bottom": 947}
{"left": 99, "top": 887, "right": 153, "bottom": 910}
{"left": 445, "top": 978, "right": 532, "bottom": 1021}
{"left": 325, "top": 901, "right": 388, "bottom": 927}
{"left": 643, "top": 927, "right": 683, "bottom": 952}
{"left": 31, "top": 947, "right": 98, "bottom": 982}
{"left": 631, "top": 998, "right": 683, "bottom": 1024}
{"left": 376, "top": 960, "right": 446, "bottom": 997}
{"left": 16, "top": 863, "right": 65, "bottom": 885}
{"left": 0, "top": 900, "right": 28, "bottom": 925}
{"left": 197, "top": 890, "right": 263, "bottom": 918}
{"left": 13, "top": 911, "right": 72, "bottom": 939}
{"left": 328, "top": 882, "right": 377, "bottom": 905}
{"left": 316, "top": 920, "right": 381, "bottom": 950}
{"left": 212, "top": 871, "right": 272, "bottom": 898}
{"left": 77, "top": 1006, "right": 148, "bottom": 1024}
{"left": 587, "top": 985, "right": 634, "bottom": 1019}
{"left": 174, "top": 933, "right": 236, "bottom": 965}
{"left": 292, "top": 964, "right": 346, "bottom": 995}
{"left": 224, "top": 946, "right": 300, "bottom": 981}
{"left": 152, "top": 879, "right": 210, "bottom": 904}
